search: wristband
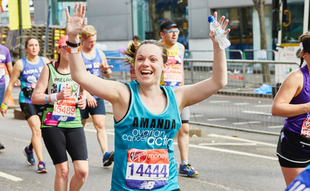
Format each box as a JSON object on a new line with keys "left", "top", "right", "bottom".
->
{"left": 50, "top": 93, "right": 58, "bottom": 102}
{"left": 1, "top": 103, "right": 7, "bottom": 110}
{"left": 45, "top": 96, "right": 49, "bottom": 104}
{"left": 66, "top": 46, "right": 81, "bottom": 54}
{"left": 66, "top": 40, "right": 81, "bottom": 47}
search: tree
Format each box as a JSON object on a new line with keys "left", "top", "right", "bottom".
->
{"left": 148, "top": 0, "right": 171, "bottom": 40}
{"left": 253, "top": 0, "right": 271, "bottom": 84}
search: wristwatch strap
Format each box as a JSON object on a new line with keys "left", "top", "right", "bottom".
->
{"left": 66, "top": 40, "right": 81, "bottom": 47}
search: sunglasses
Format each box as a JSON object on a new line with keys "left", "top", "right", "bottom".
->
{"left": 163, "top": 29, "right": 180, "bottom": 34}
{"left": 59, "top": 46, "right": 67, "bottom": 50}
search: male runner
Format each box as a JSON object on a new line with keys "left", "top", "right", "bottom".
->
{"left": 160, "top": 19, "right": 198, "bottom": 176}
{"left": 80, "top": 25, "right": 114, "bottom": 167}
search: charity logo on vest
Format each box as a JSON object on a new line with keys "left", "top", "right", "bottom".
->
{"left": 122, "top": 128, "right": 174, "bottom": 146}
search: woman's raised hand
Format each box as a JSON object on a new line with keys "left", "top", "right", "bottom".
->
{"left": 65, "top": 2, "right": 87, "bottom": 43}
{"left": 209, "top": 12, "right": 230, "bottom": 41}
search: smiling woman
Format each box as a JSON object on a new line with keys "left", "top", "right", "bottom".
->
{"left": 65, "top": 3, "right": 229, "bottom": 190}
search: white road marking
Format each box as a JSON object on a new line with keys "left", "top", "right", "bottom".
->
{"left": 255, "top": 105, "right": 272, "bottom": 108}
{"left": 190, "top": 114, "right": 204, "bottom": 118}
{"left": 207, "top": 118, "right": 227, "bottom": 121}
{"left": 233, "top": 103, "right": 249, "bottom": 105}
{"left": 233, "top": 121, "right": 261, "bottom": 125}
{"left": 268, "top": 125, "right": 283, "bottom": 129}
{"left": 199, "top": 142, "right": 256, "bottom": 146}
{"left": 0, "top": 172, "right": 22, "bottom": 181}
{"left": 185, "top": 144, "right": 277, "bottom": 161}
{"left": 209, "top": 100, "right": 230, "bottom": 103}
{"left": 208, "top": 134, "right": 277, "bottom": 147}
{"left": 242, "top": 110, "right": 271, "bottom": 116}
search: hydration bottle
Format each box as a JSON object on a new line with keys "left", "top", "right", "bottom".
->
{"left": 208, "top": 15, "right": 231, "bottom": 50}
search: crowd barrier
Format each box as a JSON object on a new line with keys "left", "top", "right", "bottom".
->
{"left": 105, "top": 56, "right": 299, "bottom": 134}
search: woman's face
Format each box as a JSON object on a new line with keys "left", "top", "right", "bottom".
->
{"left": 57, "top": 46, "right": 69, "bottom": 60}
{"left": 135, "top": 44, "right": 165, "bottom": 85}
{"left": 301, "top": 50, "right": 310, "bottom": 64}
{"left": 25, "top": 39, "right": 40, "bottom": 56}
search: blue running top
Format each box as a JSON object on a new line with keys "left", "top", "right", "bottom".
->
{"left": 111, "top": 80, "right": 181, "bottom": 191}
{"left": 19, "top": 56, "right": 45, "bottom": 103}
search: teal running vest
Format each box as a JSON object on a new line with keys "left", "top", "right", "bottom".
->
{"left": 112, "top": 80, "right": 181, "bottom": 191}
{"left": 41, "top": 63, "right": 82, "bottom": 128}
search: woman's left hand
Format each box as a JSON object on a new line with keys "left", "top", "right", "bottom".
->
{"left": 77, "top": 95, "right": 87, "bottom": 110}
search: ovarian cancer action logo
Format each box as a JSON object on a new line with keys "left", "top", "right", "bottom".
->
{"left": 129, "top": 149, "right": 147, "bottom": 163}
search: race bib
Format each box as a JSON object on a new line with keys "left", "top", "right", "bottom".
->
{"left": 301, "top": 113, "right": 310, "bottom": 137}
{"left": 162, "top": 55, "right": 182, "bottom": 87}
{"left": 51, "top": 97, "right": 76, "bottom": 121}
{"left": 126, "top": 149, "right": 169, "bottom": 190}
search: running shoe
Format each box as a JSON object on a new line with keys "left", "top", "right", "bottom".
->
{"left": 23, "top": 146, "right": 35, "bottom": 166}
{"left": 179, "top": 163, "right": 198, "bottom": 176}
{"left": 37, "top": 161, "right": 47, "bottom": 173}
{"left": 0, "top": 142, "right": 4, "bottom": 150}
{"left": 103, "top": 151, "right": 114, "bottom": 167}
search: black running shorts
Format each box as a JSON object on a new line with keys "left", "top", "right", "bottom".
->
{"left": 80, "top": 98, "right": 106, "bottom": 119}
{"left": 19, "top": 103, "right": 43, "bottom": 120}
{"left": 277, "top": 128, "right": 310, "bottom": 168}
{"left": 41, "top": 127, "right": 88, "bottom": 165}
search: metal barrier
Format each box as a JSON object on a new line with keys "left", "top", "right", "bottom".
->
{"left": 105, "top": 56, "right": 299, "bottom": 134}
{"left": 243, "top": 49, "right": 276, "bottom": 60}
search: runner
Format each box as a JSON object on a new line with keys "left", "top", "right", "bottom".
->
{"left": 80, "top": 25, "right": 114, "bottom": 167}
{"left": 128, "top": 36, "right": 140, "bottom": 81}
{"left": 65, "top": 4, "right": 229, "bottom": 190}
{"left": 159, "top": 19, "right": 197, "bottom": 176}
{"left": 272, "top": 31, "right": 310, "bottom": 186}
{"left": 32, "top": 35, "right": 88, "bottom": 190}
{"left": 0, "top": 37, "right": 49, "bottom": 173}
{"left": 0, "top": 34, "right": 12, "bottom": 150}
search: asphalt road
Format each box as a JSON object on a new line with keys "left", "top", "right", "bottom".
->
{"left": 0, "top": 109, "right": 286, "bottom": 191}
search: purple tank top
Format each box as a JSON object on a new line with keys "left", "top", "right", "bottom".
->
{"left": 284, "top": 65, "right": 310, "bottom": 134}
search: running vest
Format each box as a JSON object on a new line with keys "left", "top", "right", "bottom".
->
{"left": 81, "top": 48, "right": 102, "bottom": 99}
{"left": 160, "top": 42, "right": 184, "bottom": 89}
{"left": 112, "top": 80, "right": 181, "bottom": 191}
{"left": 0, "top": 44, "right": 11, "bottom": 85}
{"left": 284, "top": 65, "right": 310, "bottom": 136}
{"left": 41, "top": 63, "right": 82, "bottom": 128}
{"left": 19, "top": 56, "right": 45, "bottom": 103}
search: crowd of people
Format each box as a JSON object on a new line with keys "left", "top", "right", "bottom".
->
{"left": 3, "top": 2, "right": 310, "bottom": 191}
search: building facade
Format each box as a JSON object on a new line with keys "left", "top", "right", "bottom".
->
{"left": 1, "top": 0, "right": 273, "bottom": 59}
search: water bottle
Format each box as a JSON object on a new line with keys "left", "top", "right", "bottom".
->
{"left": 208, "top": 15, "right": 231, "bottom": 50}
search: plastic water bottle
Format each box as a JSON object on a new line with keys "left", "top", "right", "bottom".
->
{"left": 208, "top": 15, "right": 231, "bottom": 50}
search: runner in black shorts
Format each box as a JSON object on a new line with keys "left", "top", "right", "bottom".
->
{"left": 32, "top": 35, "right": 88, "bottom": 190}
{"left": 272, "top": 31, "right": 310, "bottom": 186}
{"left": 80, "top": 25, "right": 114, "bottom": 167}
{"left": 0, "top": 37, "right": 49, "bottom": 173}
